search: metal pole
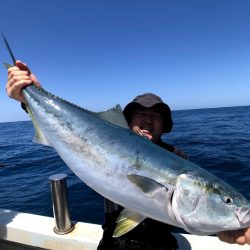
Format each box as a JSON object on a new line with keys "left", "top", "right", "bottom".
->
{"left": 49, "top": 173, "right": 74, "bottom": 234}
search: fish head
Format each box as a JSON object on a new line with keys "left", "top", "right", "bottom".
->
{"left": 171, "top": 172, "right": 250, "bottom": 235}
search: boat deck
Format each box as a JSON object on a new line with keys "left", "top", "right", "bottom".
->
{"left": 0, "top": 209, "right": 248, "bottom": 250}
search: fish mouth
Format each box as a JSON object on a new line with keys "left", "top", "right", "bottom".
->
{"left": 236, "top": 207, "right": 250, "bottom": 226}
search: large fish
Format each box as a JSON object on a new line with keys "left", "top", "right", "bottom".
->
{"left": 3, "top": 38, "right": 250, "bottom": 237}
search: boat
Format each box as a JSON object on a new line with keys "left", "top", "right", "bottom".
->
{"left": 1, "top": 207, "right": 249, "bottom": 250}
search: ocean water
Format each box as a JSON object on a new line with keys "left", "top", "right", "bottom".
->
{"left": 0, "top": 106, "right": 250, "bottom": 225}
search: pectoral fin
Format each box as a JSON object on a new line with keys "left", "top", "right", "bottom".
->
{"left": 113, "top": 209, "right": 145, "bottom": 237}
{"left": 127, "top": 174, "right": 168, "bottom": 195}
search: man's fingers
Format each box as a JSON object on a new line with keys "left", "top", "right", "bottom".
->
{"left": 8, "top": 68, "right": 30, "bottom": 76}
{"left": 8, "top": 75, "right": 31, "bottom": 87}
{"left": 7, "top": 61, "right": 30, "bottom": 75}
{"left": 217, "top": 230, "right": 246, "bottom": 245}
{"left": 243, "top": 228, "right": 250, "bottom": 244}
{"left": 8, "top": 66, "right": 21, "bottom": 75}
{"left": 10, "top": 79, "right": 33, "bottom": 92}
{"left": 6, "top": 78, "right": 33, "bottom": 103}
{"left": 15, "top": 60, "right": 30, "bottom": 71}
{"left": 30, "top": 74, "right": 41, "bottom": 88}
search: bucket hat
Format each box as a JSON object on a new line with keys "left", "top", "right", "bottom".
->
{"left": 123, "top": 93, "right": 173, "bottom": 133}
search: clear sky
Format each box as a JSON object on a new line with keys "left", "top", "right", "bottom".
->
{"left": 0, "top": 0, "right": 249, "bottom": 122}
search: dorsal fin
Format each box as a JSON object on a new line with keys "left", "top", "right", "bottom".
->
{"left": 96, "top": 104, "right": 129, "bottom": 129}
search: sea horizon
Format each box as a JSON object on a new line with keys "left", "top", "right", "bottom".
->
{"left": 1, "top": 104, "right": 249, "bottom": 124}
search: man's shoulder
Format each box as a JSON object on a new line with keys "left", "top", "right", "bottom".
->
{"left": 156, "top": 139, "right": 174, "bottom": 152}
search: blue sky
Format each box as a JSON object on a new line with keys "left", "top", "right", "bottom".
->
{"left": 0, "top": 0, "right": 249, "bottom": 122}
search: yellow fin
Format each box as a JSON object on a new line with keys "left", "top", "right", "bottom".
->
{"left": 3, "top": 62, "right": 13, "bottom": 69}
{"left": 113, "top": 209, "right": 145, "bottom": 237}
{"left": 25, "top": 105, "right": 51, "bottom": 146}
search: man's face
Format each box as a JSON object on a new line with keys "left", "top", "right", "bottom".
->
{"left": 129, "top": 108, "right": 164, "bottom": 143}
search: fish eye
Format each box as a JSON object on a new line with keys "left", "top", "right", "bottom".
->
{"left": 224, "top": 196, "right": 233, "bottom": 205}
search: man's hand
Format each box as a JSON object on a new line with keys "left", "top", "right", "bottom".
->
{"left": 6, "top": 60, "right": 41, "bottom": 103}
{"left": 217, "top": 228, "right": 250, "bottom": 245}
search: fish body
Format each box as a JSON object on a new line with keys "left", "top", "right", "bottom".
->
{"left": 21, "top": 85, "right": 250, "bottom": 236}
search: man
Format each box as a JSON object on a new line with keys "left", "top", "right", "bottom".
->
{"left": 6, "top": 61, "right": 250, "bottom": 247}
{"left": 98, "top": 92, "right": 185, "bottom": 250}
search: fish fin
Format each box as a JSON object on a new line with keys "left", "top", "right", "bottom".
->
{"left": 127, "top": 174, "right": 168, "bottom": 195}
{"left": 25, "top": 105, "right": 52, "bottom": 147}
{"left": 3, "top": 62, "right": 13, "bottom": 69}
{"left": 96, "top": 104, "right": 129, "bottom": 129}
{"left": 113, "top": 209, "right": 145, "bottom": 237}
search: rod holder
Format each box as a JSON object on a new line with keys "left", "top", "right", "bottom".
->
{"left": 49, "top": 173, "right": 74, "bottom": 234}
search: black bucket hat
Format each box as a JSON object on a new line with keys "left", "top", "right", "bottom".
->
{"left": 123, "top": 93, "right": 173, "bottom": 133}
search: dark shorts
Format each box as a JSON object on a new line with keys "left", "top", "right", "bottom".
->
{"left": 98, "top": 218, "right": 178, "bottom": 250}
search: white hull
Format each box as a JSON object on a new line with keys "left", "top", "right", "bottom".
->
{"left": 0, "top": 208, "right": 248, "bottom": 250}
